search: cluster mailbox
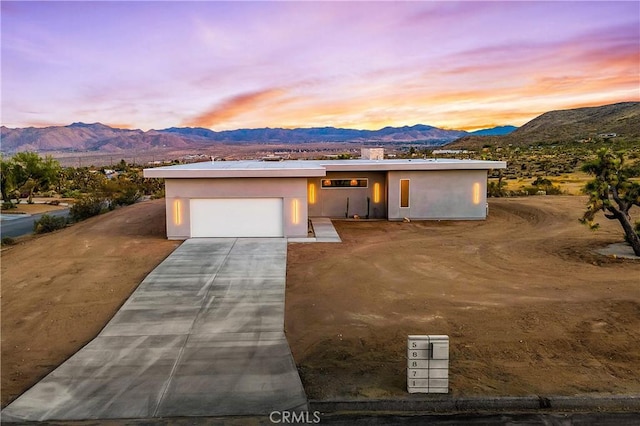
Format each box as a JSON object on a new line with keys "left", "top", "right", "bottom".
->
{"left": 407, "top": 335, "right": 449, "bottom": 393}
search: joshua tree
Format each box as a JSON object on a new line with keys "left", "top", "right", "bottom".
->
{"left": 581, "top": 148, "right": 640, "bottom": 256}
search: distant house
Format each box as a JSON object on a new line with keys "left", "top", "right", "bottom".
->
{"left": 103, "top": 169, "right": 118, "bottom": 179}
{"left": 144, "top": 158, "right": 506, "bottom": 239}
{"left": 598, "top": 133, "right": 617, "bottom": 139}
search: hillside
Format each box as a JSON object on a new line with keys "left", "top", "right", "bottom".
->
{"left": 0, "top": 123, "right": 468, "bottom": 154}
{"left": 447, "top": 102, "right": 640, "bottom": 149}
{"left": 0, "top": 123, "right": 209, "bottom": 154}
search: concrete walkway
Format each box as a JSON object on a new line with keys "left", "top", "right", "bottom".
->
{"left": 310, "top": 218, "right": 342, "bottom": 242}
{"left": 2, "top": 238, "right": 307, "bottom": 421}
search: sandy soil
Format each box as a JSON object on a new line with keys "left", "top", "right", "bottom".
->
{"left": 2, "top": 196, "right": 638, "bottom": 409}
{"left": 1, "top": 200, "right": 70, "bottom": 215}
{"left": 285, "top": 196, "right": 640, "bottom": 399}
{"left": 1, "top": 199, "right": 179, "bottom": 407}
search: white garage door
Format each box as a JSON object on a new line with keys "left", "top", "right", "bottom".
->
{"left": 190, "top": 198, "right": 283, "bottom": 238}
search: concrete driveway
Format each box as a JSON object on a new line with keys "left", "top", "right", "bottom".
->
{"left": 2, "top": 238, "right": 307, "bottom": 421}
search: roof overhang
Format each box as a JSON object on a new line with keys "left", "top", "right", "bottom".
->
{"left": 144, "top": 160, "right": 326, "bottom": 178}
{"left": 144, "top": 159, "right": 507, "bottom": 179}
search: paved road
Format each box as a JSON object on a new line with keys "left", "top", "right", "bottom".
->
{"left": 0, "top": 209, "right": 70, "bottom": 239}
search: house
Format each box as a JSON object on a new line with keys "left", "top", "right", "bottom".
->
{"left": 144, "top": 158, "right": 507, "bottom": 239}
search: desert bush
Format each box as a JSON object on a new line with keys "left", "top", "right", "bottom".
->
{"left": 70, "top": 195, "right": 105, "bottom": 222}
{"left": 151, "top": 187, "right": 165, "bottom": 199}
{"left": 111, "top": 180, "right": 141, "bottom": 207}
{"left": 2, "top": 201, "right": 16, "bottom": 210}
{"left": 34, "top": 214, "right": 67, "bottom": 234}
{"left": 1, "top": 236, "right": 16, "bottom": 246}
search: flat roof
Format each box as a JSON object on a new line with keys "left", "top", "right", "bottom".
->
{"left": 143, "top": 160, "right": 327, "bottom": 178}
{"left": 144, "top": 158, "right": 507, "bottom": 179}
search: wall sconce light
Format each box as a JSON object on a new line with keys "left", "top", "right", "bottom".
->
{"left": 173, "top": 199, "right": 182, "bottom": 225}
{"left": 292, "top": 199, "right": 300, "bottom": 225}
{"left": 308, "top": 183, "right": 316, "bottom": 204}
{"left": 472, "top": 182, "right": 481, "bottom": 205}
{"left": 373, "top": 182, "right": 381, "bottom": 203}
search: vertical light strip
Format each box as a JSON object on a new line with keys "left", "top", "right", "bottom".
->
{"left": 308, "top": 183, "right": 316, "bottom": 204}
{"left": 174, "top": 199, "right": 182, "bottom": 225}
{"left": 292, "top": 199, "right": 300, "bottom": 225}
{"left": 373, "top": 182, "right": 381, "bottom": 203}
{"left": 473, "top": 182, "right": 481, "bottom": 205}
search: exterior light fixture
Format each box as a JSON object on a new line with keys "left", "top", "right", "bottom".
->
{"left": 292, "top": 199, "right": 300, "bottom": 225}
{"left": 173, "top": 199, "right": 182, "bottom": 225}
{"left": 308, "top": 183, "right": 316, "bottom": 204}
{"left": 472, "top": 182, "right": 481, "bottom": 205}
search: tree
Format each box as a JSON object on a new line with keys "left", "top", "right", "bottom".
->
{"left": 10, "top": 152, "right": 61, "bottom": 203}
{"left": 0, "top": 156, "right": 16, "bottom": 202}
{"left": 581, "top": 148, "right": 640, "bottom": 256}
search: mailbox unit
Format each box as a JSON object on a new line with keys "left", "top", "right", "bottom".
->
{"left": 407, "top": 335, "right": 449, "bottom": 393}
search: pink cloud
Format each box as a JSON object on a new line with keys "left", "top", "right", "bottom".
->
{"left": 184, "top": 88, "right": 287, "bottom": 128}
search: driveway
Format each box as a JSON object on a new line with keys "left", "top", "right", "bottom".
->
{"left": 2, "top": 238, "right": 307, "bottom": 421}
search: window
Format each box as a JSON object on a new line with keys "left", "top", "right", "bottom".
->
{"left": 400, "top": 179, "right": 410, "bottom": 208}
{"left": 321, "top": 178, "right": 368, "bottom": 188}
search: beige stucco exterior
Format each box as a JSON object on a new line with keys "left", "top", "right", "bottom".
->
{"left": 144, "top": 158, "right": 506, "bottom": 239}
{"left": 387, "top": 169, "right": 488, "bottom": 220}
{"left": 164, "top": 178, "right": 308, "bottom": 239}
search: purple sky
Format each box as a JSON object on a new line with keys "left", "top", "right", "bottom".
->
{"left": 2, "top": 1, "right": 638, "bottom": 131}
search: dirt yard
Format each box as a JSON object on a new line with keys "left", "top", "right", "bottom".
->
{"left": 1, "top": 196, "right": 639, "bottom": 409}
{"left": 285, "top": 196, "right": 640, "bottom": 399}
{"left": 1, "top": 199, "right": 179, "bottom": 407}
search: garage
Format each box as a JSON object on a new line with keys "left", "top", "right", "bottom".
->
{"left": 190, "top": 198, "right": 283, "bottom": 238}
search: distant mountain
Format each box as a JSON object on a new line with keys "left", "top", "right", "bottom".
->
{"left": 0, "top": 123, "right": 199, "bottom": 153}
{"left": 447, "top": 102, "right": 640, "bottom": 149}
{"left": 1, "top": 123, "right": 469, "bottom": 154}
{"left": 160, "top": 124, "right": 467, "bottom": 144}
{"left": 469, "top": 125, "right": 517, "bottom": 136}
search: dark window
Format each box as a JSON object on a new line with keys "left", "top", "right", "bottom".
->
{"left": 321, "top": 179, "right": 368, "bottom": 188}
{"left": 400, "top": 179, "right": 410, "bottom": 207}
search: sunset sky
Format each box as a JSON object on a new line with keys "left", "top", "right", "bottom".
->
{"left": 1, "top": 1, "right": 638, "bottom": 132}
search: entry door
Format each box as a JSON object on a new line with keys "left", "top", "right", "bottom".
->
{"left": 190, "top": 198, "right": 283, "bottom": 237}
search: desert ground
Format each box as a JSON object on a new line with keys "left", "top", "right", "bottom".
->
{"left": 1, "top": 196, "right": 639, "bottom": 408}
{"left": 1, "top": 200, "right": 179, "bottom": 407}
{"left": 285, "top": 196, "right": 640, "bottom": 399}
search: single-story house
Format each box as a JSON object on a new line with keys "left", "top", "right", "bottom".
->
{"left": 144, "top": 158, "right": 507, "bottom": 239}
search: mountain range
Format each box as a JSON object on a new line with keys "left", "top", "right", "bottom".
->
{"left": 447, "top": 101, "right": 640, "bottom": 149}
{"left": 2, "top": 101, "right": 637, "bottom": 154}
{"left": 0, "top": 122, "right": 510, "bottom": 154}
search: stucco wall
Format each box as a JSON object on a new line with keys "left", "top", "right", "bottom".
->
{"left": 307, "top": 171, "right": 387, "bottom": 218}
{"left": 164, "top": 178, "right": 308, "bottom": 239}
{"left": 387, "top": 170, "right": 488, "bottom": 220}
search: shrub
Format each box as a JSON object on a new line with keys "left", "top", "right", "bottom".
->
{"left": 151, "top": 187, "right": 165, "bottom": 199}
{"left": 2, "top": 201, "right": 16, "bottom": 210}
{"left": 1, "top": 236, "right": 16, "bottom": 246}
{"left": 70, "top": 195, "right": 105, "bottom": 222}
{"left": 111, "top": 181, "right": 141, "bottom": 207}
{"left": 34, "top": 214, "right": 67, "bottom": 234}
